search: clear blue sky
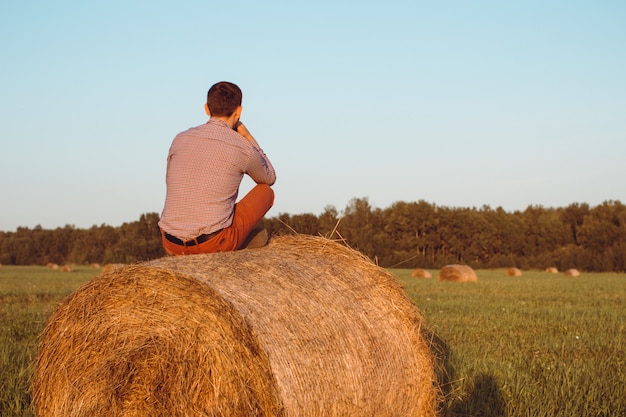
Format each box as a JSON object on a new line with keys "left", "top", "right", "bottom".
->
{"left": 1, "top": 1, "right": 625, "bottom": 231}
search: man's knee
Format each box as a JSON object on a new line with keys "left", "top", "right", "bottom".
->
{"left": 255, "top": 184, "right": 274, "bottom": 208}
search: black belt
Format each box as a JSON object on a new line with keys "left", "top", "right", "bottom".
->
{"left": 164, "top": 230, "right": 221, "bottom": 246}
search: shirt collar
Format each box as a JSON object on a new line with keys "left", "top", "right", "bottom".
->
{"left": 207, "top": 118, "right": 229, "bottom": 128}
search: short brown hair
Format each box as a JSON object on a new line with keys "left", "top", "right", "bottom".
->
{"left": 206, "top": 82, "right": 242, "bottom": 117}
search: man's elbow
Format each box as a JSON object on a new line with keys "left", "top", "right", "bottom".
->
{"left": 254, "top": 175, "right": 275, "bottom": 186}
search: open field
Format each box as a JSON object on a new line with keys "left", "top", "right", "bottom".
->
{"left": 393, "top": 268, "right": 626, "bottom": 416}
{"left": 0, "top": 265, "right": 99, "bottom": 417}
{"left": 1, "top": 265, "right": 625, "bottom": 416}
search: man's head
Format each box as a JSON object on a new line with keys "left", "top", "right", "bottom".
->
{"left": 206, "top": 82, "right": 242, "bottom": 117}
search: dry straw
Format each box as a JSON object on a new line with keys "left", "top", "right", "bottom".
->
{"left": 411, "top": 268, "right": 432, "bottom": 279}
{"left": 437, "top": 264, "right": 478, "bottom": 282}
{"left": 564, "top": 268, "right": 581, "bottom": 277}
{"left": 32, "top": 235, "right": 439, "bottom": 417}
{"left": 505, "top": 267, "right": 522, "bottom": 277}
{"left": 545, "top": 267, "right": 559, "bottom": 273}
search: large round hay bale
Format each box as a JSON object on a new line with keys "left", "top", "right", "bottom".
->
{"left": 545, "top": 267, "right": 559, "bottom": 273}
{"left": 437, "top": 264, "right": 478, "bottom": 282}
{"left": 411, "top": 268, "right": 432, "bottom": 278}
{"left": 564, "top": 268, "right": 580, "bottom": 277}
{"left": 32, "top": 235, "right": 438, "bottom": 417}
{"left": 505, "top": 267, "right": 522, "bottom": 277}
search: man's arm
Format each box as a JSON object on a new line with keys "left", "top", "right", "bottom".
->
{"left": 235, "top": 122, "right": 276, "bottom": 185}
{"left": 234, "top": 121, "right": 261, "bottom": 149}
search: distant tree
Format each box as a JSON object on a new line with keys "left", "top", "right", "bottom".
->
{"left": 318, "top": 205, "right": 340, "bottom": 238}
{"left": 381, "top": 200, "right": 439, "bottom": 268}
{"left": 1, "top": 201, "right": 625, "bottom": 271}
{"left": 339, "top": 197, "right": 387, "bottom": 264}
{"left": 480, "top": 206, "right": 526, "bottom": 268}
{"left": 265, "top": 213, "right": 296, "bottom": 236}
{"left": 578, "top": 201, "right": 626, "bottom": 271}
{"left": 559, "top": 202, "right": 590, "bottom": 245}
{"left": 520, "top": 206, "right": 570, "bottom": 267}
{"left": 285, "top": 213, "right": 320, "bottom": 235}
{"left": 108, "top": 213, "right": 164, "bottom": 262}
{"left": 68, "top": 224, "right": 117, "bottom": 264}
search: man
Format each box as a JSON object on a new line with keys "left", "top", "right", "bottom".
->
{"left": 158, "top": 81, "right": 276, "bottom": 255}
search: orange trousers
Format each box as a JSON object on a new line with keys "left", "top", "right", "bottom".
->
{"left": 161, "top": 184, "right": 274, "bottom": 255}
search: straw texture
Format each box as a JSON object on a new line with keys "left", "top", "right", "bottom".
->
{"left": 32, "top": 235, "right": 438, "bottom": 417}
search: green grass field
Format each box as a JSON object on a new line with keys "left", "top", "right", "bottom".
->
{"left": 0, "top": 265, "right": 99, "bottom": 417}
{"left": 1, "top": 265, "right": 625, "bottom": 416}
{"left": 393, "top": 269, "right": 626, "bottom": 417}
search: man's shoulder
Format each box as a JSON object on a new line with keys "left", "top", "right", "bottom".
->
{"left": 173, "top": 123, "right": 252, "bottom": 150}
{"left": 176, "top": 123, "right": 212, "bottom": 137}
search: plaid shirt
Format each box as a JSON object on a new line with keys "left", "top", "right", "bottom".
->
{"left": 159, "top": 119, "right": 276, "bottom": 240}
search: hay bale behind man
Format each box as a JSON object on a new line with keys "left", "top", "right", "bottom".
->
{"left": 100, "top": 263, "right": 126, "bottom": 274}
{"left": 412, "top": 268, "right": 432, "bottom": 278}
{"left": 32, "top": 235, "right": 439, "bottom": 417}
{"left": 437, "top": 264, "right": 478, "bottom": 282}
{"left": 505, "top": 267, "right": 522, "bottom": 277}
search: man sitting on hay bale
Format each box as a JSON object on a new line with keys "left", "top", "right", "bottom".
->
{"left": 159, "top": 81, "right": 276, "bottom": 255}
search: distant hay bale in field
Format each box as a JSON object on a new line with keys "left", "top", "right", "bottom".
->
{"left": 100, "top": 263, "right": 126, "bottom": 274}
{"left": 505, "top": 267, "right": 522, "bottom": 277}
{"left": 437, "top": 264, "right": 478, "bottom": 282}
{"left": 46, "top": 263, "right": 59, "bottom": 270}
{"left": 59, "top": 265, "right": 72, "bottom": 272}
{"left": 564, "top": 268, "right": 580, "bottom": 277}
{"left": 32, "top": 235, "right": 439, "bottom": 417}
{"left": 412, "top": 268, "right": 432, "bottom": 278}
{"left": 90, "top": 263, "right": 100, "bottom": 269}
{"left": 545, "top": 267, "right": 559, "bottom": 273}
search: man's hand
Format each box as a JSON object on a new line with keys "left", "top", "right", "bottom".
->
{"left": 235, "top": 121, "right": 255, "bottom": 143}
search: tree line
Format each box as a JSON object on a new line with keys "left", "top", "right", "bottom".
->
{"left": 1, "top": 199, "right": 625, "bottom": 272}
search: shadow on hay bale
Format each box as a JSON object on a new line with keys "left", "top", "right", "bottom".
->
{"left": 411, "top": 268, "right": 432, "bottom": 278}
{"left": 437, "top": 265, "right": 478, "bottom": 282}
{"left": 32, "top": 235, "right": 439, "bottom": 417}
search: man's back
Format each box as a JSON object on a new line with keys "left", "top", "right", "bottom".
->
{"left": 158, "top": 81, "right": 276, "bottom": 255}
{"left": 160, "top": 119, "right": 275, "bottom": 241}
